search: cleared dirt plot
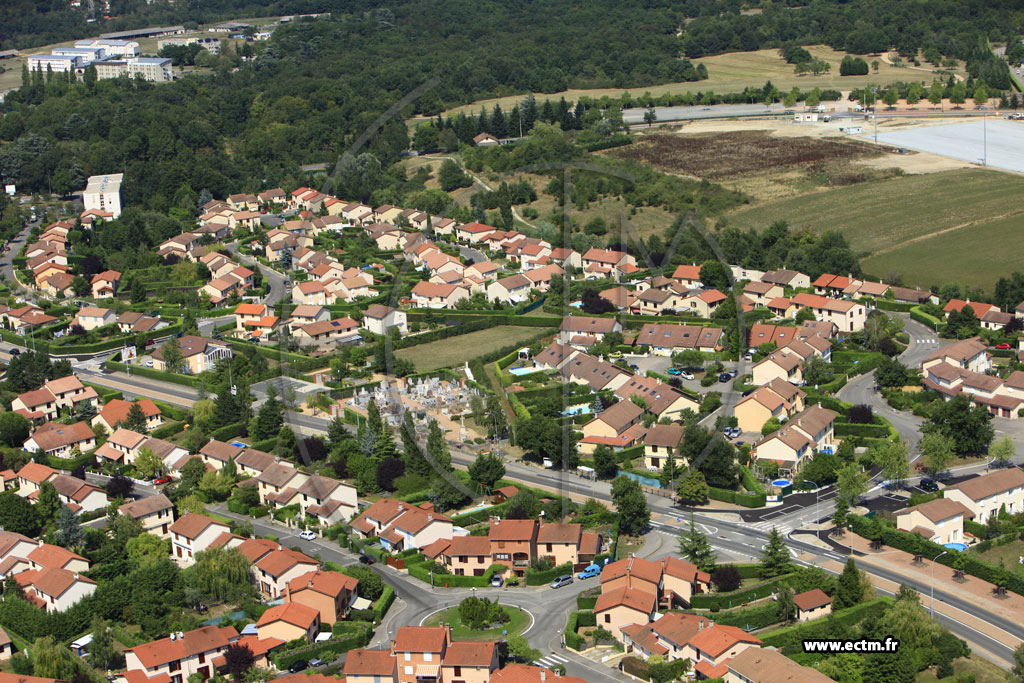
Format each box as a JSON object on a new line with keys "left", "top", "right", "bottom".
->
{"left": 611, "top": 131, "right": 880, "bottom": 180}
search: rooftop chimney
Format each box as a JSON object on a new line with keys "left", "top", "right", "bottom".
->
{"left": 539, "top": 672, "right": 546, "bottom": 683}
{"left": 277, "top": 544, "right": 283, "bottom": 551}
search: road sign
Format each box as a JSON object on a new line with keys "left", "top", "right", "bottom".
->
{"left": 123, "top": 346, "right": 137, "bottom": 361}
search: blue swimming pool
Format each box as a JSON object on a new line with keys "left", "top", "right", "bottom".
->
{"left": 561, "top": 405, "right": 592, "bottom": 416}
{"left": 508, "top": 366, "right": 542, "bottom": 376}
{"left": 771, "top": 479, "right": 792, "bottom": 488}
{"left": 944, "top": 542, "right": 968, "bottom": 552}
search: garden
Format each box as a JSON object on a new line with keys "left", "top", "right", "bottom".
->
{"left": 423, "top": 597, "right": 530, "bottom": 641}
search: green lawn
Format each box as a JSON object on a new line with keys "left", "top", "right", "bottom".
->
{"left": 970, "top": 538, "right": 1024, "bottom": 575}
{"left": 723, "top": 168, "right": 1024, "bottom": 290}
{"left": 423, "top": 604, "right": 530, "bottom": 641}
{"left": 916, "top": 656, "right": 1008, "bottom": 683}
{"left": 394, "top": 325, "right": 552, "bottom": 373}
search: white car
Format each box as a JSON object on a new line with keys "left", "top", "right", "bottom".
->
{"left": 299, "top": 530, "right": 317, "bottom": 541}
{"left": 681, "top": 371, "right": 695, "bottom": 380}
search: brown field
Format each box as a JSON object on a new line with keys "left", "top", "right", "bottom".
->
{"left": 611, "top": 131, "right": 880, "bottom": 180}
{"left": 394, "top": 325, "right": 552, "bottom": 373}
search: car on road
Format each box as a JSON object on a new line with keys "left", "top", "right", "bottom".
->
{"left": 995, "top": 343, "right": 1012, "bottom": 350}
{"left": 144, "top": 360, "right": 154, "bottom": 367}
{"left": 577, "top": 564, "right": 601, "bottom": 579}
{"left": 8, "top": 349, "right": 18, "bottom": 356}
{"left": 299, "top": 530, "right": 317, "bottom": 541}
{"left": 288, "top": 661, "right": 308, "bottom": 673}
{"left": 309, "top": 658, "right": 324, "bottom": 668}
{"left": 358, "top": 554, "right": 374, "bottom": 565}
{"left": 490, "top": 575, "right": 503, "bottom": 587}
{"left": 919, "top": 478, "right": 939, "bottom": 492}
{"left": 667, "top": 367, "right": 681, "bottom": 375}
{"left": 718, "top": 373, "right": 731, "bottom": 383}
{"left": 550, "top": 575, "right": 573, "bottom": 589}
{"left": 153, "top": 475, "right": 172, "bottom": 485}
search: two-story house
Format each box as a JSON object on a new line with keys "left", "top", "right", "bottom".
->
{"left": 488, "top": 519, "right": 538, "bottom": 577}
{"left": 943, "top": 468, "right": 1024, "bottom": 521}
{"left": 361, "top": 304, "right": 408, "bottom": 336}
{"left": 642, "top": 423, "right": 684, "bottom": 471}
{"left": 92, "top": 399, "right": 163, "bottom": 434}
{"left": 124, "top": 625, "right": 239, "bottom": 683}
{"left": 168, "top": 514, "right": 231, "bottom": 566}
{"left": 579, "top": 399, "right": 646, "bottom": 455}
{"left": 119, "top": 494, "right": 175, "bottom": 538}
{"left": 734, "top": 379, "right": 807, "bottom": 433}
{"left": 392, "top": 626, "right": 450, "bottom": 683}
{"left": 344, "top": 650, "right": 397, "bottom": 683}
{"left": 24, "top": 421, "right": 96, "bottom": 458}
{"left": 895, "top": 497, "right": 971, "bottom": 546}
{"left": 15, "top": 567, "right": 97, "bottom": 612}
{"left": 439, "top": 641, "right": 499, "bottom": 683}
{"left": 252, "top": 547, "right": 319, "bottom": 599}
{"left": 287, "top": 569, "right": 359, "bottom": 624}
{"left": 255, "top": 601, "right": 320, "bottom": 645}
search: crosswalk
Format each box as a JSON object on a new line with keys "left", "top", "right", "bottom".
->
{"left": 535, "top": 654, "right": 569, "bottom": 669}
{"left": 917, "top": 338, "right": 938, "bottom": 344}
{"left": 749, "top": 518, "right": 800, "bottom": 535}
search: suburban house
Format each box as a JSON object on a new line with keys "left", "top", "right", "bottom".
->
{"left": 361, "top": 304, "right": 408, "bottom": 336}
{"left": 559, "top": 353, "right": 631, "bottom": 392}
{"left": 264, "top": 474, "right": 359, "bottom": 526}
{"left": 251, "top": 547, "right": 319, "bottom": 599}
{"left": 152, "top": 336, "right": 233, "bottom": 375}
{"left": 344, "top": 649, "right": 398, "bottom": 683}
{"left": 558, "top": 316, "right": 623, "bottom": 347}
{"left": 751, "top": 405, "right": 837, "bottom": 470}
{"left": 439, "top": 641, "right": 500, "bottom": 683}
{"left": 895, "top": 498, "right": 971, "bottom": 545}
{"left": 579, "top": 399, "right": 646, "bottom": 454}
{"left": 621, "top": 612, "right": 761, "bottom": 671}
{"left": 643, "top": 423, "right": 684, "bottom": 471}
{"left": 350, "top": 499, "right": 453, "bottom": 552}
{"left": 293, "top": 317, "right": 361, "bottom": 347}
{"left": 119, "top": 494, "right": 175, "bottom": 537}
{"left": 90, "top": 270, "right": 121, "bottom": 298}
{"left": 614, "top": 374, "right": 700, "bottom": 421}
{"left": 286, "top": 304, "right": 330, "bottom": 333}
{"left": 430, "top": 535, "right": 493, "bottom": 577}
{"left": 199, "top": 439, "right": 244, "bottom": 470}
{"left": 595, "top": 587, "right": 657, "bottom": 640}
{"left": 487, "top": 519, "right": 538, "bottom": 578}
{"left": 752, "top": 352, "right": 803, "bottom": 386}
{"left": 96, "top": 428, "right": 147, "bottom": 465}
{"left": 794, "top": 588, "right": 833, "bottom": 621}
{"left": 410, "top": 281, "right": 470, "bottom": 308}
{"left": 72, "top": 306, "right": 117, "bottom": 331}
{"left": 24, "top": 421, "right": 96, "bottom": 458}
{"left": 15, "top": 463, "right": 58, "bottom": 498}
{"left": 486, "top": 274, "right": 533, "bottom": 304}
{"left": 168, "top": 513, "right": 231, "bottom": 566}
{"left": 634, "top": 323, "right": 723, "bottom": 355}
{"left": 725, "top": 647, "right": 834, "bottom": 683}
{"left": 392, "top": 626, "right": 450, "bottom": 683}
{"left": 124, "top": 625, "right": 240, "bottom": 683}
{"left": 14, "top": 567, "right": 97, "bottom": 612}
{"left": 286, "top": 569, "right": 359, "bottom": 624}
{"left": 50, "top": 474, "right": 107, "bottom": 513}
{"left": 734, "top": 379, "right": 807, "bottom": 433}
{"left": 255, "top": 601, "right": 320, "bottom": 645}
{"left": 943, "top": 468, "right": 1024, "bottom": 521}
{"left": 921, "top": 337, "right": 990, "bottom": 375}
{"left": 12, "top": 375, "right": 99, "bottom": 422}
{"left": 536, "top": 523, "right": 602, "bottom": 570}
{"left": 92, "top": 398, "right": 163, "bottom": 433}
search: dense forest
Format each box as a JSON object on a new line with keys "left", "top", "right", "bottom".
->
{"left": 0, "top": 0, "right": 1020, "bottom": 212}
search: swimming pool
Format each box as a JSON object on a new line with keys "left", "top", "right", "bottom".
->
{"left": 771, "top": 479, "right": 792, "bottom": 488}
{"left": 508, "top": 366, "right": 543, "bottom": 376}
{"left": 944, "top": 542, "right": 968, "bottom": 552}
{"left": 561, "top": 405, "right": 593, "bottom": 416}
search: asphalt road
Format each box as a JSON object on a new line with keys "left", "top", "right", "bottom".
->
{"left": 227, "top": 243, "right": 289, "bottom": 307}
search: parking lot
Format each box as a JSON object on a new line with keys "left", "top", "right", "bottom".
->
{"left": 869, "top": 119, "right": 1024, "bottom": 173}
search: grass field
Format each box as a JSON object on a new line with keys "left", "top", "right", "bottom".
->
{"left": 723, "top": 168, "right": 1024, "bottom": 289}
{"left": 423, "top": 604, "right": 530, "bottom": 641}
{"left": 424, "top": 46, "right": 965, "bottom": 120}
{"left": 968, "top": 539, "right": 1024, "bottom": 575}
{"left": 916, "top": 656, "right": 1008, "bottom": 683}
{"left": 395, "top": 326, "right": 552, "bottom": 372}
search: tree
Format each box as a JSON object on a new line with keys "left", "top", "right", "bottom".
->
{"left": 949, "top": 81, "right": 967, "bottom": 106}
{"left": 803, "top": 355, "right": 832, "bottom": 386}
{"left": 159, "top": 337, "right": 184, "bottom": 374}
{"left": 468, "top": 452, "right": 505, "bottom": 488}
{"left": 906, "top": 81, "right": 923, "bottom": 105}
{"left": 610, "top": 475, "right": 649, "bottom": 536}
{"left": 990, "top": 435, "right": 1015, "bottom": 466}
{"left": 679, "top": 515, "right": 716, "bottom": 572}
{"left": 711, "top": 565, "right": 741, "bottom": 592}
{"left": 835, "top": 558, "right": 863, "bottom": 608}
{"left": 643, "top": 106, "right": 657, "bottom": 127}
{"left": 580, "top": 287, "right": 615, "bottom": 314}
{"left": 426, "top": 419, "right": 452, "bottom": 472}
{"left": 0, "top": 493, "right": 43, "bottom": 536}
{"left": 973, "top": 84, "right": 988, "bottom": 108}
{"left": 36, "top": 481, "right": 60, "bottom": 523}
{"left": 183, "top": 547, "right": 255, "bottom": 604}
{"left": 438, "top": 159, "right": 471, "bottom": 191}
{"left": 882, "top": 88, "right": 899, "bottom": 107}
{"left": 592, "top": 444, "right": 619, "bottom": 480}
{"left": 88, "top": 616, "right": 119, "bottom": 671}
{"left": 873, "top": 439, "right": 909, "bottom": 486}
{"left": 0, "top": 411, "right": 31, "bottom": 447}
{"left": 676, "top": 471, "right": 709, "bottom": 506}
{"left": 121, "top": 402, "right": 149, "bottom": 433}
{"left": 375, "top": 457, "right": 405, "bottom": 491}
{"left": 832, "top": 497, "right": 849, "bottom": 534}
{"left": 507, "top": 634, "right": 540, "bottom": 663}
{"left": 925, "top": 394, "right": 994, "bottom": 456}
{"left": 55, "top": 505, "right": 82, "bottom": 548}
{"left": 837, "top": 463, "right": 866, "bottom": 505}
{"left": 919, "top": 432, "right": 953, "bottom": 474}
{"left": 759, "top": 527, "right": 792, "bottom": 578}
{"left": 126, "top": 532, "right": 171, "bottom": 567}
{"left": 1013, "top": 642, "right": 1024, "bottom": 683}
{"left": 223, "top": 644, "right": 255, "bottom": 679}
{"left": 177, "top": 494, "right": 206, "bottom": 517}
{"left": 252, "top": 398, "right": 284, "bottom": 441}
{"left": 30, "top": 635, "right": 80, "bottom": 680}
{"left": 875, "top": 357, "right": 910, "bottom": 388}
{"left": 135, "top": 446, "right": 164, "bottom": 479}
{"left": 698, "top": 260, "right": 730, "bottom": 291}
{"left": 928, "top": 80, "right": 944, "bottom": 108}
{"left": 775, "top": 585, "right": 796, "bottom": 622}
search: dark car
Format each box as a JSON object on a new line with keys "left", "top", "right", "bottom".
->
{"left": 288, "top": 660, "right": 308, "bottom": 673}
{"left": 919, "top": 478, "right": 939, "bottom": 492}
{"left": 8, "top": 348, "right": 19, "bottom": 356}
{"left": 358, "top": 554, "right": 374, "bottom": 565}
{"left": 718, "top": 372, "right": 731, "bottom": 383}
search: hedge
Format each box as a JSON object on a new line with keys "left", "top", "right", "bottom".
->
{"left": 577, "top": 595, "right": 598, "bottom": 610}
{"left": 708, "top": 486, "right": 766, "bottom": 508}
{"left": 272, "top": 623, "right": 372, "bottom": 668}
{"left": 706, "top": 602, "right": 781, "bottom": 630}
{"left": 42, "top": 450, "right": 95, "bottom": 473}
{"left": 150, "top": 421, "right": 185, "bottom": 439}
{"left": 834, "top": 422, "right": 890, "bottom": 438}
{"left": 849, "top": 515, "right": 1024, "bottom": 596}
{"left": 760, "top": 598, "right": 892, "bottom": 651}
{"left": 740, "top": 466, "right": 765, "bottom": 496}
{"left": 525, "top": 561, "right": 574, "bottom": 586}
{"left": 104, "top": 358, "right": 200, "bottom": 388}
{"left": 82, "top": 382, "right": 123, "bottom": 402}
{"left": 226, "top": 498, "right": 250, "bottom": 515}
{"left": 373, "top": 585, "right": 395, "bottom": 622}
{"left": 565, "top": 612, "right": 585, "bottom": 650}
{"left": 873, "top": 299, "right": 917, "bottom": 312}
{"left": 211, "top": 422, "right": 245, "bottom": 442}
{"left": 689, "top": 572, "right": 797, "bottom": 609}
{"left": 48, "top": 323, "right": 183, "bottom": 356}
{"left": 153, "top": 400, "right": 189, "bottom": 422}
{"left": 964, "top": 519, "right": 988, "bottom": 540}
{"left": 910, "top": 305, "right": 942, "bottom": 330}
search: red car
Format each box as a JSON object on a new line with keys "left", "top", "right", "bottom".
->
{"left": 995, "top": 343, "right": 1012, "bottom": 350}
{"left": 153, "top": 475, "right": 173, "bottom": 485}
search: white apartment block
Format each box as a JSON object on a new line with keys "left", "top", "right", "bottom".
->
{"left": 83, "top": 173, "right": 123, "bottom": 219}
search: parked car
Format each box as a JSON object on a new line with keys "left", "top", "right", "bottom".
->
{"left": 550, "top": 575, "right": 574, "bottom": 589}
{"left": 8, "top": 348, "right": 19, "bottom": 356}
{"left": 919, "top": 478, "right": 939, "bottom": 492}
{"left": 718, "top": 373, "right": 731, "bottom": 383}
{"left": 995, "top": 343, "right": 1012, "bottom": 350}
{"left": 667, "top": 367, "right": 682, "bottom": 376}
{"left": 490, "top": 575, "right": 503, "bottom": 587}
{"left": 629, "top": 363, "right": 640, "bottom": 371}
{"left": 681, "top": 370, "right": 694, "bottom": 380}
{"left": 609, "top": 351, "right": 623, "bottom": 359}
{"left": 727, "top": 370, "right": 738, "bottom": 378}
{"left": 299, "top": 530, "right": 317, "bottom": 541}
{"left": 358, "top": 554, "right": 374, "bottom": 565}
{"left": 288, "top": 661, "right": 308, "bottom": 673}
{"left": 724, "top": 427, "right": 741, "bottom": 439}
{"left": 577, "top": 564, "right": 601, "bottom": 579}
{"left": 153, "top": 475, "right": 172, "bottom": 485}
{"left": 309, "top": 658, "right": 324, "bottom": 668}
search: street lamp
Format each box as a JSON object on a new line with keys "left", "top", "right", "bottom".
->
{"left": 871, "top": 87, "right": 879, "bottom": 143}
{"left": 931, "top": 550, "right": 948, "bottom": 616}
{"left": 803, "top": 480, "right": 820, "bottom": 530}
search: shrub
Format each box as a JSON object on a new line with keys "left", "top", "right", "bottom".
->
{"left": 846, "top": 404, "right": 873, "bottom": 424}
{"left": 712, "top": 565, "right": 742, "bottom": 592}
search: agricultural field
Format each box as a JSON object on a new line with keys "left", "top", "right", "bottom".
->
{"left": 422, "top": 46, "right": 965, "bottom": 120}
{"left": 611, "top": 131, "right": 879, "bottom": 180}
{"left": 394, "top": 325, "right": 552, "bottom": 373}
{"left": 723, "top": 168, "right": 1024, "bottom": 289}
